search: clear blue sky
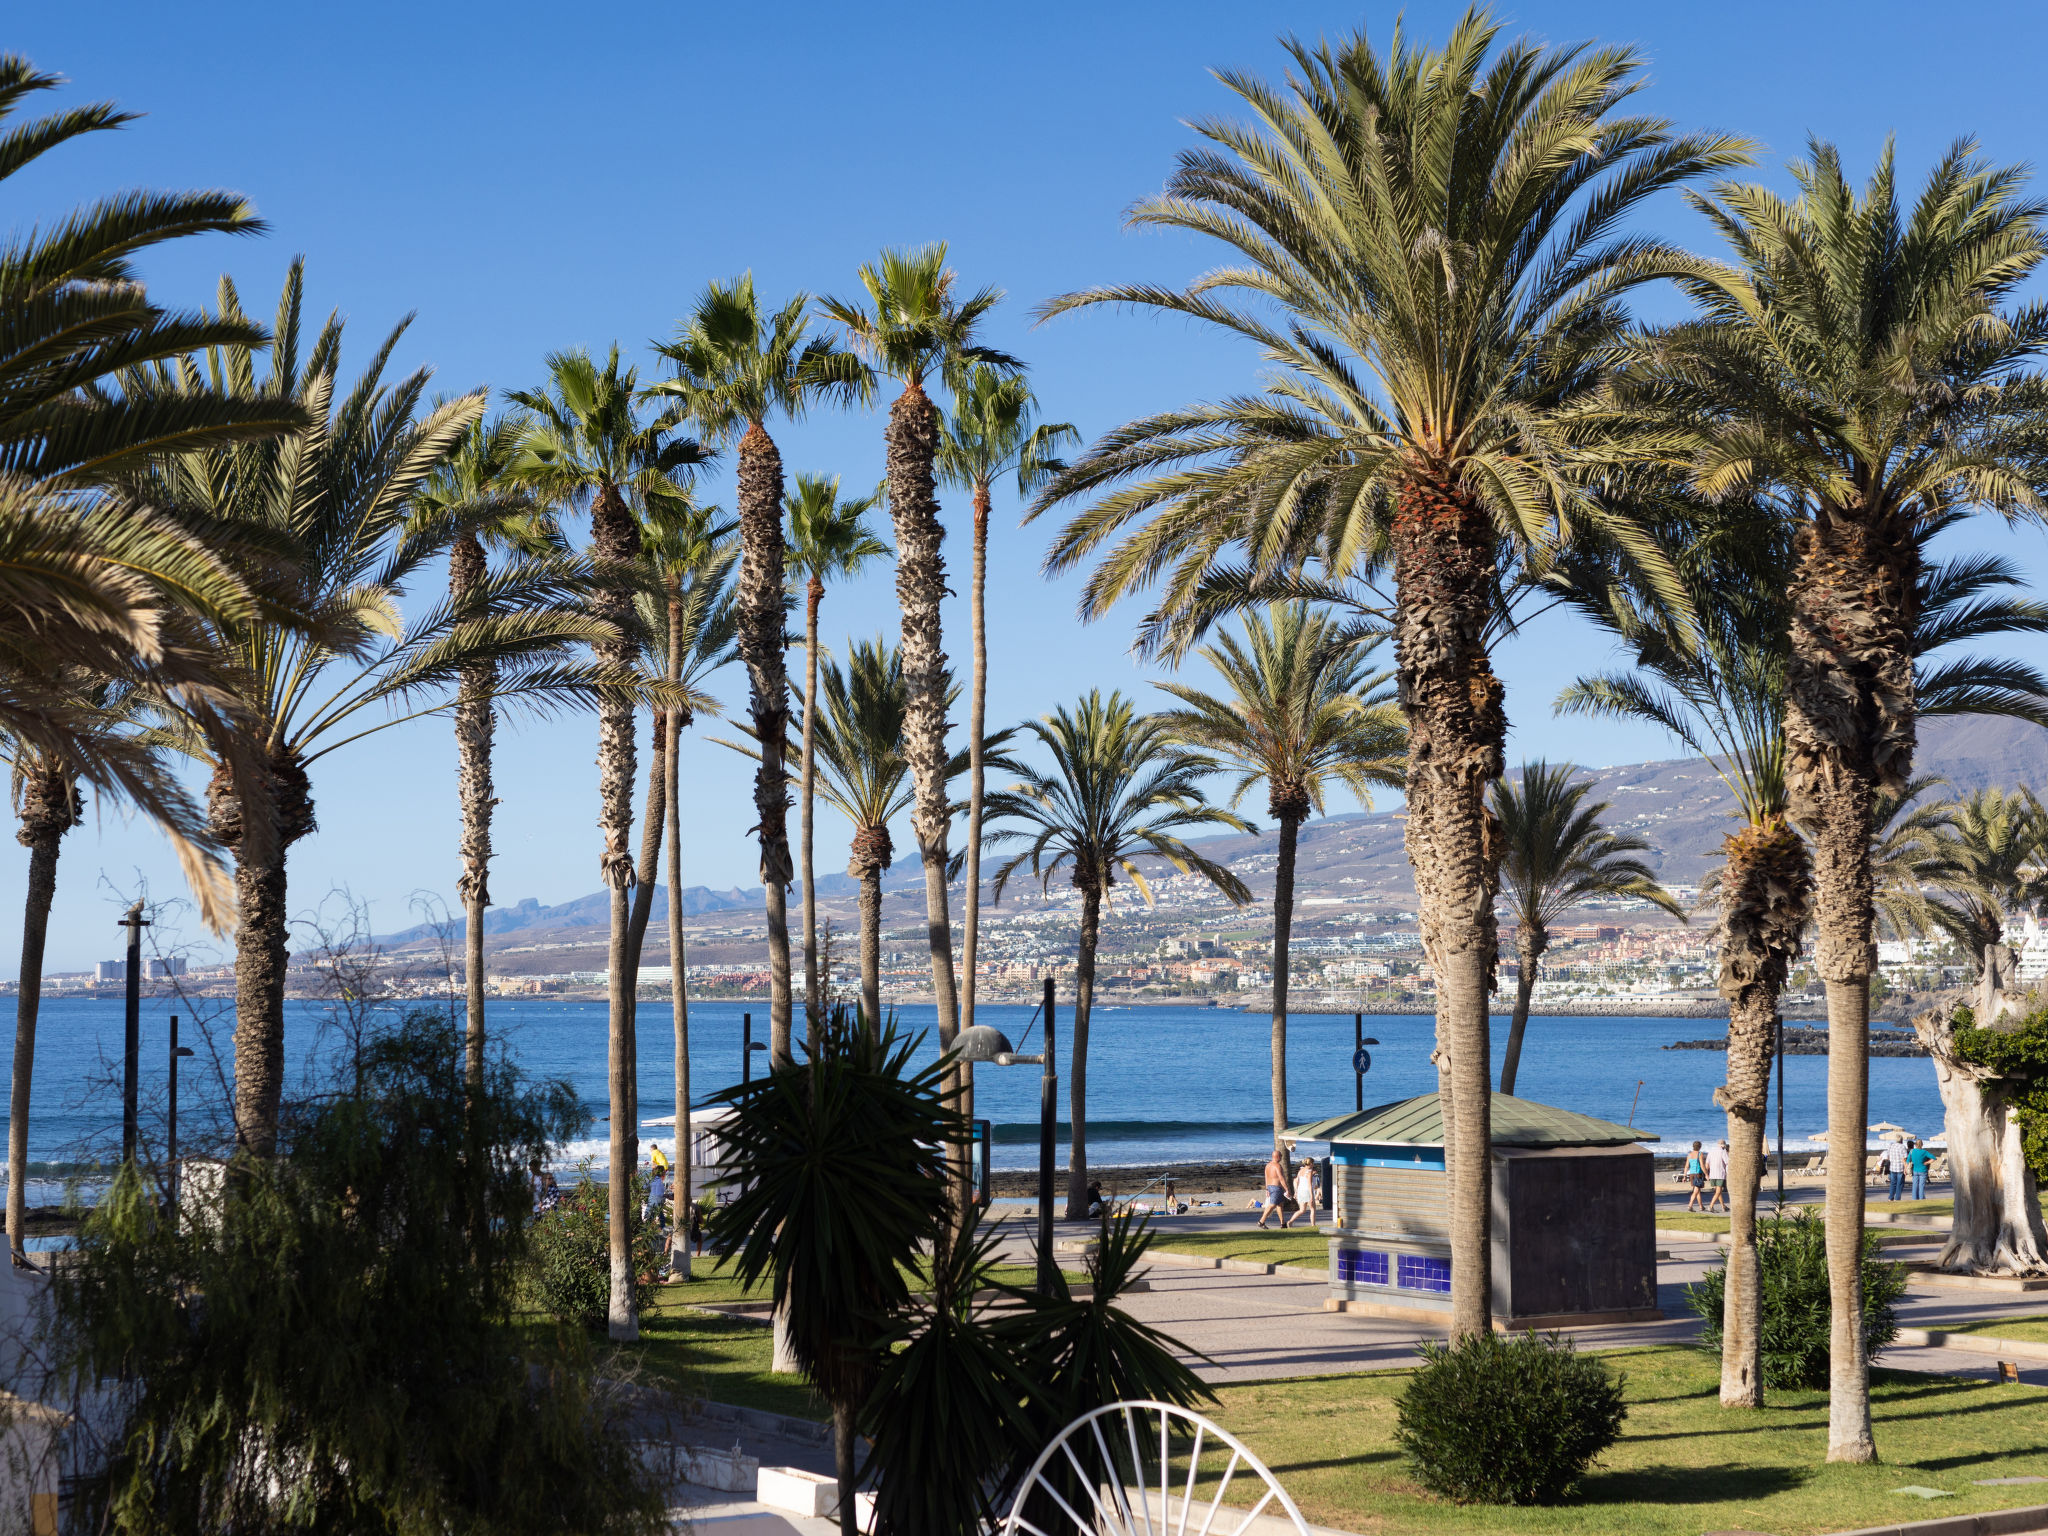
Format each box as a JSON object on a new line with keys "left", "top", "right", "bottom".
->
{"left": 10, "top": 1, "right": 2048, "bottom": 972}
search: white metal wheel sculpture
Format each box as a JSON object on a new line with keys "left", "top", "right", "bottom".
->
{"left": 1002, "top": 1400, "right": 1310, "bottom": 1536}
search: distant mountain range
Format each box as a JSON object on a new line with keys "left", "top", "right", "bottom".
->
{"left": 374, "top": 712, "right": 2048, "bottom": 963}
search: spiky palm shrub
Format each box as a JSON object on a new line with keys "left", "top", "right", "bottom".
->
{"left": 706, "top": 1011, "right": 957, "bottom": 1536}
{"left": 1030, "top": 11, "right": 1746, "bottom": 1335}
{"left": 985, "top": 692, "right": 1252, "bottom": 1216}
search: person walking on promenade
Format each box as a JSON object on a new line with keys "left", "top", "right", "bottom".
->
{"left": 642, "top": 1158, "right": 669, "bottom": 1228}
{"left": 1907, "top": 1139, "right": 1933, "bottom": 1201}
{"left": 1287, "top": 1156, "right": 1318, "bottom": 1228}
{"left": 1685, "top": 1141, "right": 1707, "bottom": 1212}
{"left": 1705, "top": 1139, "right": 1730, "bottom": 1213}
{"left": 1258, "top": 1148, "right": 1287, "bottom": 1230}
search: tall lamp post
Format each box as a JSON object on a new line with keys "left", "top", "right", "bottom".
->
{"left": 118, "top": 903, "right": 148, "bottom": 1163}
{"left": 168, "top": 1014, "right": 194, "bottom": 1216}
{"left": 741, "top": 1011, "right": 768, "bottom": 1084}
{"left": 951, "top": 975, "right": 1058, "bottom": 1294}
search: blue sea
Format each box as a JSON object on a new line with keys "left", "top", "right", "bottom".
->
{"left": 0, "top": 995, "right": 1948, "bottom": 1201}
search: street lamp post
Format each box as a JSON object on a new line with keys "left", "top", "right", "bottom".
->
{"left": 118, "top": 903, "right": 148, "bottom": 1163}
{"left": 168, "top": 1014, "right": 194, "bottom": 1216}
{"left": 741, "top": 1011, "right": 767, "bottom": 1084}
{"left": 951, "top": 975, "right": 1059, "bottom": 1294}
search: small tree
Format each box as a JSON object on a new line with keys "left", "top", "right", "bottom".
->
{"left": 35, "top": 1012, "right": 663, "bottom": 1536}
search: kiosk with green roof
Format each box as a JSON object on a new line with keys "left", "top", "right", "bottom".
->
{"left": 1288, "top": 1091, "right": 1661, "bottom": 1328}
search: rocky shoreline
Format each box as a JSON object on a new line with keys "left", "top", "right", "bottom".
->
{"left": 1665, "top": 1025, "right": 1929, "bottom": 1057}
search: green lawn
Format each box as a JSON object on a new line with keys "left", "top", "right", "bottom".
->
{"left": 652, "top": 1256, "right": 1078, "bottom": 1308}
{"left": 1655, "top": 1212, "right": 1730, "bottom": 1234}
{"left": 1934, "top": 1314, "right": 2048, "bottom": 1344}
{"left": 1203, "top": 1346, "right": 2048, "bottom": 1536}
{"left": 631, "top": 1291, "right": 824, "bottom": 1421}
{"left": 1869, "top": 1198, "right": 1956, "bottom": 1219}
{"left": 1145, "top": 1229, "right": 1332, "bottom": 1269}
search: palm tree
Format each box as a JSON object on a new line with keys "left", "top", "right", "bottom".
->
{"left": 984, "top": 692, "right": 1252, "bottom": 1217}
{"left": 819, "top": 248, "right": 1016, "bottom": 1057}
{"left": 0, "top": 58, "right": 309, "bottom": 1264}
{"left": 1619, "top": 141, "right": 2048, "bottom": 1459}
{"left": 650, "top": 276, "right": 868, "bottom": 1070}
{"left": 1917, "top": 789, "right": 2048, "bottom": 972}
{"left": 1152, "top": 605, "right": 1403, "bottom": 1145}
{"left": 1029, "top": 12, "right": 1746, "bottom": 1337}
{"left": 133, "top": 268, "right": 622, "bottom": 1164}
{"left": 509, "top": 344, "right": 703, "bottom": 1342}
{"left": 414, "top": 412, "right": 573, "bottom": 1088}
{"left": 1491, "top": 763, "right": 1682, "bottom": 1094}
{"left": 634, "top": 509, "right": 739, "bottom": 1279}
{"left": 1870, "top": 779, "right": 1950, "bottom": 949}
{"left": 784, "top": 474, "right": 889, "bottom": 1042}
{"left": 1562, "top": 497, "right": 2048, "bottom": 1408}
{"left": 718, "top": 640, "right": 1007, "bottom": 1035}
{"left": 0, "top": 55, "right": 302, "bottom": 485}
{"left": 937, "top": 367, "right": 1076, "bottom": 1039}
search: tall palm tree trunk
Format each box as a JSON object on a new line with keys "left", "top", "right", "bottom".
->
{"left": 1269, "top": 808, "right": 1304, "bottom": 1144}
{"left": 7, "top": 770, "right": 80, "bottom": 1266}
{"left": 1065, "top": 883, "right": 1102, "bottom": 1219}
{"left": 1498, "top": 928, "right": 1546, "bottom": 1097}
{"left": 665, "top": 696, "right": 692, "bottom": 1279}
{"left": 622, "top": 724, "right": 668, "bottom": 1137}
{"left": 962, "top": 478, "right": 992, "bottom": 1037}
{"left": 885, "top": 373, "right": 966, "bottom": 1214}
{"left": 850, "top": 830, "right": 888, "bottom": 1035}
{"left": 737, "top": 422, "right": 796, "bottom": 1068}
{"left": 450, "top": 532, "right": 494, "bottom": 1091}
{"left": 591, "top": 482, "right": 644, "bottom": 1343}
{"left": 1392, "top": 475, "right": 1506, "bottom": 1341}
{"left": 211, "top": 752, "right": 315, "bottom": 1159}
{"left": 1714, "top": 818, "right": 1810, "bottom": 1408}
{"left": 1785, "top": 511, "right": 1916, "bottom": 1463}
{"left": 801, "top": 577, "right": 824, "bottom": 1053}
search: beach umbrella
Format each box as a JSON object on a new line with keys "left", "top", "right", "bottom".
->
{"left": 1808, "top": 1130, "right": 1833, "bottom": 1143}
{"left": 1869, "top": 1121, "right": 1912, "bottom": 1140}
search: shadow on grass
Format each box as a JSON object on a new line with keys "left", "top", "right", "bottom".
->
{"left": 1587, "top": 1462, "right": 1813, "bottom": 1506}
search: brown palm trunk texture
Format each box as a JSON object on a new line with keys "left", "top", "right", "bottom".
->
{"left": 210, "top": 750, "right": 316, "bottom": 1159}
{"left": 1066, "top": 880, "right": 1103, "bottom": 1219}
{"left": 737, "top": 422, "right": 795, "bottom": 1068}
{"left": 590, "top": 481, "right": 644, "bottom": 1343}
{"left": 801, "top": 577, "right": 823, "bottom": 1052}
{"left": 1270, "top": 804, "right": 1306, "bottom": 1143}
{"left": 850, "top": 826, "right": 891, "bottom": 1036}
{"left": 1713, "top": 816, "right": 1812, "bottom": 1407}
{"left": 1391, "top": 473, "right": 1506, "bottom": 1341}
{"left": 7, "top": 769, "right": 80, "bottom": 1265}
{"left": 450, "top": 532, "right": 494, "bottom": 1091}
{"left": 1784, "top": 508, "right": 1917, "bottom": 1463}
{"left": 963, "top": 478, "right": 992, "bottom": 1039}
{"left": 1497, "top": 926, "right": 1547, "bottom": 1098}
{"left": 884, "top": 374, "right": 967, "bottom": 1217}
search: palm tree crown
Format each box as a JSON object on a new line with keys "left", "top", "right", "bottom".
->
{"left": 785, "top": 474, "right": 889, "bottom": 588}
{"left": 1916, "top": 788, "right": 2048, "bottom": 974}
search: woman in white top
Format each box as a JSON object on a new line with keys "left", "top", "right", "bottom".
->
{"left": 1287, "top": 1158, "right": 1318, "bottom": 1228}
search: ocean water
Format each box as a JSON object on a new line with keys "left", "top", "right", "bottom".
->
{"left": 0, "top": 995, "right": 1948, "bottom": 1197}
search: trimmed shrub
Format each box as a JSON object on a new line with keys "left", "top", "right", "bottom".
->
{"left": 1688, "top": 1208, "right": 1908, "bottom": 1388}
{"left": 1394, "top": 1331, "right": 1626, "bottom": 1504}
{"left": 528, "top": 1174, "right": 664, "bottom": 1327}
